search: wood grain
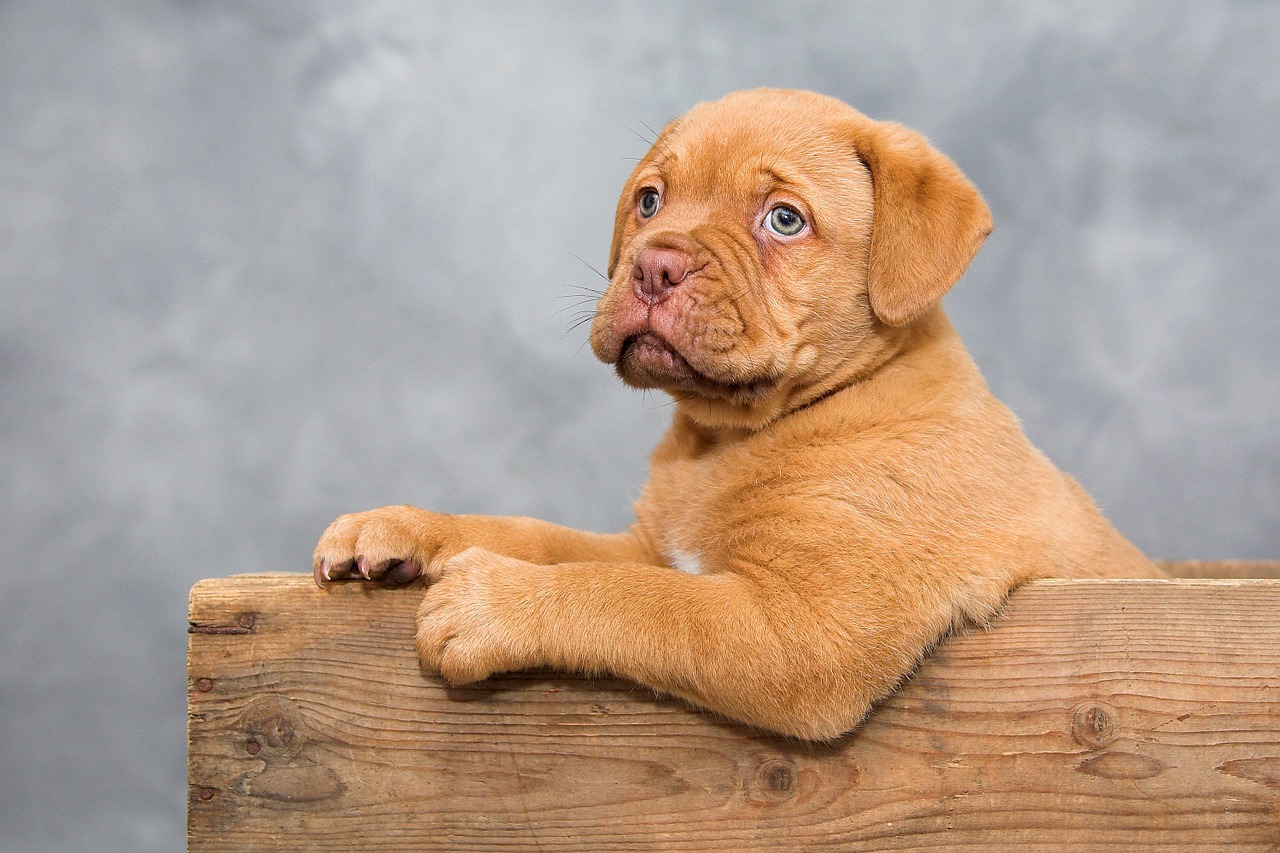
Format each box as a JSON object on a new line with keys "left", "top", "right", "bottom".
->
{"left": 188, "top": 567, "right": 1280, "bottom": 851}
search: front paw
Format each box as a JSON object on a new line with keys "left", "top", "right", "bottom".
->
{"left": 313, "top": 505, "right": 445, "bottom": 587}
{"left": 415, "top": 548, "right": 537, "bottom": 686}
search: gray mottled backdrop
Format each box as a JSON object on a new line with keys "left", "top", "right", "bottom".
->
{"left": 2, "top": 1, "right": 1277, "bottom": 850}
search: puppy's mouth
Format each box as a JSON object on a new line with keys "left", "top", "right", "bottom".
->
{"left": 617, "top": 331, "right": 776, "bottom": 405}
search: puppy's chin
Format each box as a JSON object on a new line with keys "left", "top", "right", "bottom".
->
{"left": 617, "top": 332, "right": 776, "bottom": 406}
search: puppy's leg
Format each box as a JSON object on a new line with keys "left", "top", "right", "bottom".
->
{"left": 312, "top": 505, "right": 652, "bottom": 586}
{"left": 413, "top": 549, "right": 940, "bottom": 741}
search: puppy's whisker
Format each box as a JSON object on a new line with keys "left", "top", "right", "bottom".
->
{"left": 638, "top": 386, "right": 695, "bottom": 410}
{"left": 569, "top": 254, "right": 610, "bottom": 283}
{"left": 669, "top": 394, "right": 699, "bottom": 409}
{"left": 554, "top": 302, "right": 599, "bottom": 319}
{"left": 555, "top": 297, "right": 601, "bottom": 309}
{"left": 555, "top": 307, "right": 599, "bottom": 322}
{"left": 626, "top": 125, "right": 656, "bottom": 149}
{"left": 564, "top": 311, "right": 596, "bottom": 330}
{"left": 560, "top": 286, "right": 605, "bottom": 300}
{"left": 639, "top": 118, "right": 677, "bottom": 162}
{"left": 562, "top": 282, "right": 606, "bottom": 294}
{"left": 556, "top": 292, "right": 602, "bottom": 305}
{"left": 560, "top": 315, "right": 597, "bottom": 343}
{"left": 627, "top": 119, "right": 676, "bottom": 167}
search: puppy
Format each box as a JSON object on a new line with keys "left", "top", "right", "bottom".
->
{"left": 314, "top": 89, "right": 1162, "bottom": 740}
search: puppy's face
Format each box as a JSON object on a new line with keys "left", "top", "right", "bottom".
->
{"left": 590, "top": 89, "right": 992, "bottom": 429}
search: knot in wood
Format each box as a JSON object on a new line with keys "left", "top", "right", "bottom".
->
{"left": 1072, "top": 701, "right": 1118, "bottom": 749}
{"left": 242, "top": 695, "right": 307, "bottom": 759}
{"left": 259, "top": 716, "right": 296, "bottom": 751}
{"left": 747, "top": 756, "right": 801, "bottom": 804}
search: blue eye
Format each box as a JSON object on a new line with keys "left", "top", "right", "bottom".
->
{"left": 766, "top": 205, "right": 805, "bottom": 236}
{"left": 638, "top": 188, "right": 661, "bottom": 219}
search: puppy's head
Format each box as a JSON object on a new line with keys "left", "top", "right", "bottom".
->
{"left": 590, "top": 89, "right": 992, "bottom": 429}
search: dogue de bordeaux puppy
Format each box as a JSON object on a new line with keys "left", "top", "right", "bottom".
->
{"left": 314, "top": 88, "right": 1162, "bottom": 740}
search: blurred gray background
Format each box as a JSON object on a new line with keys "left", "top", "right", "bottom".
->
{"left": 2, "top": 1, "right": 1277, "bottom": 850}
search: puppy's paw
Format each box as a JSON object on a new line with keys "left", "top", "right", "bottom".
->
{"left": 313, "top": 505, "right": 446, "bottom": 587}
{"left": 415, "top": 548, "right": 538, "bottom": 686}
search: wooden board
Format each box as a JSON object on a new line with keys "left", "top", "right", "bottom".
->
{"left": 188, "top": 569, "right": 1280, "bottom": 851}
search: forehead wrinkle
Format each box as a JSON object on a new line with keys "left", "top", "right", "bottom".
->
{"left": 656, "top": 120, "right": 856, "bottom": 212}
{"left": 757, "top": 164, "right": 808, "bottom": 197}
{"left": 648, "top": 143, "right": 678, "bottom": 172}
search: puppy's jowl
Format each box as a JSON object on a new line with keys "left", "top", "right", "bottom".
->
{"left": 314, "top": 89, "right": 1161, "bottom": 740}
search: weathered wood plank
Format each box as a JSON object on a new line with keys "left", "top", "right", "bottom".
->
{"left": 188, "top": 570, "right": 1280, "bottom": 852}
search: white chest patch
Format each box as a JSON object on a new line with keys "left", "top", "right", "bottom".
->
{"left": 669, "top": 548, "right": 703, "bottom": 575}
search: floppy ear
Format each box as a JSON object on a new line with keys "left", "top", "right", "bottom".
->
{"left": 848, "top": 119, "right": 993, "bottom": 326}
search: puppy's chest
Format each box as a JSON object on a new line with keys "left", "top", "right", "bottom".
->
{"left": 638, "top": 448, "right": 751, "bottom": 576}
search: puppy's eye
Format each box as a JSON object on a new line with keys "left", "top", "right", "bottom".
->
{"left": 765, "top": 205, "right": 806, "bottom": 237}
{"left": 637, "top": 188, "right": 661, "bottom": 219}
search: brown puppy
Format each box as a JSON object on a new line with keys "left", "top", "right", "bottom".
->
{"left": 314, "top": 89, "right": 1162, "bottom": 740}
